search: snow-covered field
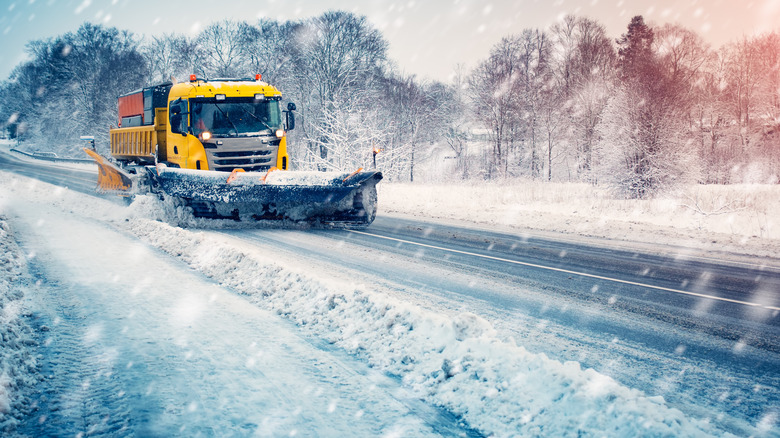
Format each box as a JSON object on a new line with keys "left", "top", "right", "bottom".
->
{"left": 0, "top": 162, "right": 777, "bottom": 435}
{"left": 379, "top": 181, "right": 780, "bottom": 259}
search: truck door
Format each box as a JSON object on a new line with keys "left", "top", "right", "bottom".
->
{"left": 167, "top": 99, "right": 189, "bottom": 168}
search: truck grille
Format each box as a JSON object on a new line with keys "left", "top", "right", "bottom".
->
{"left": 204, "top": 138, "right": 279, "bottom": 172}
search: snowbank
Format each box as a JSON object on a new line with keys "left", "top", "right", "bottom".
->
{"left": 0, "top": 216, "right": 39, "bottom": 434}
{"left": 123, "top": 197, "right": 720, "bottom": 437}
{"left": 378, "top": 181, "right": 780, "bottom": 258}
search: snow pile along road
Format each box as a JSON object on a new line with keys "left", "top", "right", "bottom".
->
{"left": 124, "top": 196, "right": 720, "bottom": 437}
{"left": 0, "top": 216, "right": 39, "bottom": 434}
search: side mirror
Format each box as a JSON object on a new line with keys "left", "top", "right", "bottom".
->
{"left": 285, "top": 102, "right": 296, "bottom": 131}
{"left": 169, "top": 105, "right": 181, "bottom": 134}
{"left": 169, "top": 99, "right": 188, "bottom": 136}
{"left": 170, "top": 113, "right": 183, "bottom": 134}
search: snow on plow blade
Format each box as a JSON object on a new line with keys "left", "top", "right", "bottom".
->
{"left": 150, "top": 167, "right": 383, "bottom": 227}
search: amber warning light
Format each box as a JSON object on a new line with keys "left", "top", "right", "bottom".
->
{"left": 255, "top": 74, "right": 262, "bottom": 81}
{"left": 372, "top": 146, "right": 382, "bottom": 169}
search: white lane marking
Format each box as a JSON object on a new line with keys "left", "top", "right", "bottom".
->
{"left": 348, "top": 230, "right": 780, "bottom": 311}
{"left": 379, "top": 214, "right": 780, "bottom": 271}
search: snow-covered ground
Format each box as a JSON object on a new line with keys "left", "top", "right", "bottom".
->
{"left": 0, "top": 214, "right": 39, "bottom": 433}
{"left": 0, "top": 159, "right": 777, "bottom": 435}
{"left": 378, "top": 181, "right": 780, "bottom": 260}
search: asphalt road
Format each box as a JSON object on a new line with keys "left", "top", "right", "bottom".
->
{"left": 0, "top": 148, "right": 99, "bottom": 194}
{"left": 220, "top": 215, "right": 780, "bottom": 362}
{"left": 3, "top": 148, "right": 778, "bottom": 334}
{"left": 359, "top": 215, "right": 780, "bottom": 323}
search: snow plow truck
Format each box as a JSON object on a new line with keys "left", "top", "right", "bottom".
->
{"left": 84, "top": 74, "right": 382, "bottom": 227}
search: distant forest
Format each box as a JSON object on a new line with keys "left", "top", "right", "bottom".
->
{"left": 1, "top": 11, "right": 778, "bottom": 197}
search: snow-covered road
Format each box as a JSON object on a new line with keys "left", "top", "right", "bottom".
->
{"left": 1, "top": 158, "right": 777, "bottom": 436}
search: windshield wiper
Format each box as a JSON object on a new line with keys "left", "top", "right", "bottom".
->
{"left": 240, "top": 107, "right": 276, "bottom": 133}
{"left": 213, "top": 103, "right": 239, "bottom": 137}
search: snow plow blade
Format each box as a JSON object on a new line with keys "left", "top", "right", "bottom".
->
{"left": 150, "top": 167, "right": 383, "bottom": 227}
{"left": 84, "top": 148, "right": 134, "bottom": 195}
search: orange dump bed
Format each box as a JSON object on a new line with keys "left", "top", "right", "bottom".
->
{"left": 117, "top": 91, "right": 143, "bottom": 126}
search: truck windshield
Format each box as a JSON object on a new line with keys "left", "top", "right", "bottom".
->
{"left": 191, "top": 97, "right": 282, "bottom": 138}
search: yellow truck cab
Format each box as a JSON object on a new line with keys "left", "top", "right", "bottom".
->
{"left": 110, "top": 74, "right": 294, "bottom": 172}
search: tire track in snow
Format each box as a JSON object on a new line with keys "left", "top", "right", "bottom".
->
{"left": 19, "top": 273, "right": 134, "bottom": 436}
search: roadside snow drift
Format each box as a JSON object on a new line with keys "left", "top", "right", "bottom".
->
{"left": 0, "top": 216, "right": 38, "bottom": 434}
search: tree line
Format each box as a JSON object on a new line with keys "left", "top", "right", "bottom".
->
{"left": 1, "top": 12, "right": 778, "bottom": 197}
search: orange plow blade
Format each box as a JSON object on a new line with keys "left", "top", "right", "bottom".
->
{"left": 83, "top": 148, "right": 134, "bottom": 195}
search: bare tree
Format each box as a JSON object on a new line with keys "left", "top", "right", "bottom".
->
{"left": 746, "top": 32, "right": 780, "bottom": 181}
{"left": 517, "top": 29, "right": 551, "bottom": 179}
{"left": 570, "top": 17, "right": 615, "bottom": 179}
{"left": 539, "top": 80, "right": 568, "bottom": 181}
{"left": 654, "top": 24, "right": 711, "bottom": 85}
{"left": 754, "top": 32, "right": 780, "bottom": 124}
{"left": 143, "top": 33, "right": 200, "bottom": 83}
{"left": 543, "top": 16, "right": 615, "bottom": 181}
{"left": 443, "top": 64, "right": 471, "bottom": 179}
{"left": 196, "top": 20, "right": 251, "bottom": 78}
{"left": 469, "top": 36, "right": 524, "bottom": 178}
{"left": 570, "top": 77, "right": 610, "bottom": 180}
{"left": 240, "top": 19, "right": 296, "bottom": 86}
{"left": 288, "top": 11, "right": 389, "bottom": 170}
{"left": 724, "top": 36, "right": 764, "bottom": 155}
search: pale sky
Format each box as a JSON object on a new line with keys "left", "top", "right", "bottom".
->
{"left": 1, "top": 0, "right": 778, "bottom": 83}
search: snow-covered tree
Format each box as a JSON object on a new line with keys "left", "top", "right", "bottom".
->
{"left": 142, "top": 33, "right": 201, "bottom": 84}
{"left": 596, "top": 84, "right": 699, "bottom": 197}
{"left": 722, "top": 32, "right": 780, "bottom": 182}
{"left": 596, "top": 16, "right": 699, "bottom": 198}
{"left": 2, "top": 24, "right": 146, "bottom": 155}
{"left": 286, "top": 11, "right": 389, "bottom": 171}
{"left": 567, "top": 17, "right": 615, "bottom": 180}
{"left": 469, "top": 35, "right": 527, "bottom": 178}
{"left": 3, "top": 12, "right": 777, "bottom": 185}
{"left": 195, "top": 20, "right": 253, "bottom": 78}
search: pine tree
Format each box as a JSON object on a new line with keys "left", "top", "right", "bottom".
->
{"left": 616, "top": 16, "right": 655, "bottom": 82}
